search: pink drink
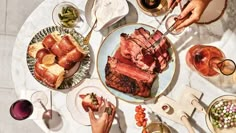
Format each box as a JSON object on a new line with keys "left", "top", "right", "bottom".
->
{"left": 186, "top": 45, "right": 224, "bottom": 77}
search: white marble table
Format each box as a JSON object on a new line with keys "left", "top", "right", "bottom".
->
{"left": 11, "top": 0, "right": 236, "bottom": 132}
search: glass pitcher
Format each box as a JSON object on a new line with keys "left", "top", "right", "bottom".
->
{"left": 186, "top": 44, "right": 236, "bottom": 93}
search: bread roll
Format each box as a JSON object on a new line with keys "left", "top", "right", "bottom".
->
{"left": 56, "top": 34, "right": 87, "bottom": 69}
{"left": 66, "top": 34, "right": 87, "bottom": 56}
{"left": 36, "top": 48, "right": 55, "bottom": 65}
{"left": 58, "top": 35, "right": 76, "bottom": 53}
{"left": 34, "top": 62, "right": 65, "bottom": 88}
{"left": 42, "top": 31, "right": 61, "bottom": 49}
{"left": 28, "top": 42, "right": 44, "bottom": 58}
{"left": 58, "top": 56, "right": 76, "bottom": 70}
{"left": 50, "top": 44, "right": 65, "bottom": 58}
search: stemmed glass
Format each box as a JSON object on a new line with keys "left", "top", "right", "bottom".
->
{"left": 10, "top": 90, "right": 63, "bottom": 131}
{"left": 9, "top": 91, "right": 48, "bottom": 121}
{"left": 31, "top": 91, "right": 63, "bottom": 131}
{"left": 31, "top": 91, "right": 48, "bottom": 108}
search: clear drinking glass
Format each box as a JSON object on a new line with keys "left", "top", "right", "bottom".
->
{"left": 31, "top": 91, "right": 48, "bottom": 108}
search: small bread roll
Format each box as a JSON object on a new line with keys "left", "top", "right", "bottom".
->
{"left": 28, "top": 42, "right": 44, "bottom": 58}
{"left": 36, "top": 48, "right": 55, "bottom": 65}
{"left": 42, "top": 31, "right": 61, "bottom": 49}
{"left": 58, "top": 35, "right": 76, "bottom": 53}
{"left": 58, "top": 56, "right": 76, "bottom": 70}
{"left": 50, "top": 44, "right": 65, "bottom": 58}
{"left": 66, "top": 48, "right": 84, "bottom": 62}
{"left": 66, "top": 34, "right": 87, "bottom": 56}
{"left": 34, "top": 62, "right": 65, "bottom": 88}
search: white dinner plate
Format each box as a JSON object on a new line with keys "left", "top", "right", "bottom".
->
{"left": 97, "top": 23, "right": 176, "bottom": 103}
{"left": 66, "top": 78, "right": 117, "bottom": 125}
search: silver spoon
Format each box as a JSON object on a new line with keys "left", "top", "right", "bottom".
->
{"left": 39, "top": 100, "right": 52, "bottom": 120}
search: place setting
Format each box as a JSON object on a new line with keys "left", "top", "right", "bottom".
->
{"left": 9, "top": 90, "right": 64, "bottom": 131}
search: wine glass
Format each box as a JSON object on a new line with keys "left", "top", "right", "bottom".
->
{"left": 52, "top": 2, "right": 89, "bottom": 34}
{"left": 31, "top": 91, "right": 63, "bottom": 131}
{"left": 10, "top": 99, "right": 34, "bottom": 120}
{"left": 31, "top": 91, "right": 48, "bottom": 108}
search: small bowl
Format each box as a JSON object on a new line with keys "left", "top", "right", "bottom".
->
{"left": 142, "top": 122, "right": 172, "bottom": 133}
{"left": 52, "top": 2, "right": 80, "bottom": 28}
{"left": 136, "top": 0, "right": 168, "bottom": 17}
{"left": 206, "top": 95, "right": 236, "bottom": 133}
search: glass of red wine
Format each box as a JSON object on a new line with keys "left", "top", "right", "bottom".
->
{"left": 10, "top": 99, "right": 34, "bottom": 120}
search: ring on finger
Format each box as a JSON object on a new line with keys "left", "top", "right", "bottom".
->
{"left": 104, "top": 107, "right": 113, "bottom": 115}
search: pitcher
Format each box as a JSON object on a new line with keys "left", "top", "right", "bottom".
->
{"left": 186, "top": 44, "right": 236, "bottom": 93}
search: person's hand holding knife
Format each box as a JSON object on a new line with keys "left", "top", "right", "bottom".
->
{"left": 168, "top": 0, "right": 212, "bottom": 30}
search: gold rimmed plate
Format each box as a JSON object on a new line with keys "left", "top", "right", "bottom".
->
{"left": 206, "top": 95, "right": 236, "bottom": 133}
{"left": 97, "top": 23, "right": 176, "bottom": 103}
{"left": 26, "top": 26, "right": 91, "bottom": 90}
{"left": 66, "top": 78, "right": 117, "bottom": 125}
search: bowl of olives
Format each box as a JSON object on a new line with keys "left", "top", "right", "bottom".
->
{"left": 52, "top": 2, "right": 80, "bottom": 28}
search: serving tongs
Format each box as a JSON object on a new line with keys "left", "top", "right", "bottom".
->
{"left": 145, "top": 13, "right": 190, "bottom": 52}
{"left": 155, "top": 0, "right": 178, "bottom": 29}
{"left": 144, "top": 1, "right": 190, "bottom": 52}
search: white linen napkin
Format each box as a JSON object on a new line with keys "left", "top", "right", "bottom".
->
{"left": 91, "top": 0, "right": 129, "bottom": 31}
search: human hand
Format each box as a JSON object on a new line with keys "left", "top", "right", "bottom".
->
{"left": 88, "top": 99, "right": 116, "bottom": 133}
{"left": 175, "top": 0, "right": 211, "bottom": 30}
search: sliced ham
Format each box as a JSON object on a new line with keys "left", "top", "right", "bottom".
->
{"left": 105, "top": 56, "right": 156, "bottom": 97}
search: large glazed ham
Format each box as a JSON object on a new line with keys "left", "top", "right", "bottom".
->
{"left": 120, "top": 27, "right": 171, "bottom": 73}
{"left": 105, "top": 27, "right": 171, "bottom": 97}
{"left": 105, "top": 56, "right": 156, "bottom": 97}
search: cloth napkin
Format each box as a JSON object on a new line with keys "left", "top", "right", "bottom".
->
{"left": 91, "top": 0, "right": 129, "bottom": 31}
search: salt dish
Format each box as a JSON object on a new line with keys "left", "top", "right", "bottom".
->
{"left": 85, "top": 0, "right": 129, "bottom": 31}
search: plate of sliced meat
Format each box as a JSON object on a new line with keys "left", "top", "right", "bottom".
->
{"left": 97, "top": 23, "right": 176, "bottom": 103}
{"left": 27, "top": 26, "right": 91, "bottom": 90}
